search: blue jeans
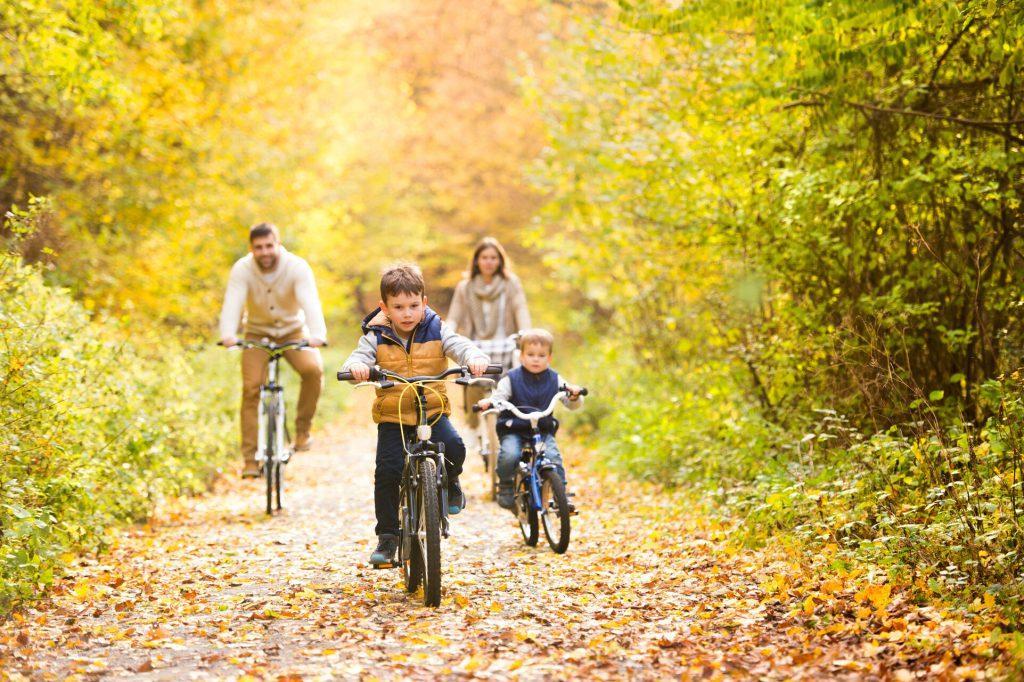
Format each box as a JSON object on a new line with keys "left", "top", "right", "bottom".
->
{"left": 497, "top": 432, "right": 566, "bottom": 489}
{"left": 375, "top": 416, "right": 465, "bottom": 536}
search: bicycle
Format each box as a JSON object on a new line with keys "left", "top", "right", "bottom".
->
{"left": 466, "top": 332, "right": 521, "bottom": 501}
{"left": 475, "top": 384, "right": 588, "bottom": 554}
{"left": 221, "top": 339, "right": 311, "bottom": 515}
{"left": 337, "top": 363, "right": 501, "bottom": 606}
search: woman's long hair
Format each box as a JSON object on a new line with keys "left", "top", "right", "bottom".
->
{"left": 468, "top": 237, "right": 512, "bottom": 279}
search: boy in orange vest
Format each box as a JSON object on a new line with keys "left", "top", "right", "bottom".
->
{"left": 342, "top": 264, "right": 489, "bottom": 567}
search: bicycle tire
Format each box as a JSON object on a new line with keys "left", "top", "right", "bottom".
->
{"left": 402, "top": 487, "right": 423, "bottom": 592}
{"left": 276, "top": 403, "right": 286, "bottom": 510}
{"left": 540, "top": 471, "right": 571, "bottom": 554}
{"left": 515, "top": 472, "right": 538, "bottom": 546}
{"left": 419, "top": 458, "right": 442, "bottom": 607}
{"left": 265, "top": 404, "right": 276, "bottom": 515}
{"left": 485, "top": 413, "right": 499, "bottom": 501}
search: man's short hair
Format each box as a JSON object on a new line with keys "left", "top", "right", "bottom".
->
{"left": 518, "top": 328, "right": 554, "bottom": 352}
{"left": 380, "top": 263, "right": 425, "bottom": 301}
{"left": 249, "top": 222, "right": 279, "bottom": 242}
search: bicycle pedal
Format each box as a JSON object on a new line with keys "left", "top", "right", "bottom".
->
{"left": 371, "top": 562, "right": 398, "bottom": 570}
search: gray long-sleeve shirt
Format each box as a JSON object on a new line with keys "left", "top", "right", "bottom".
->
{"left": 341, "top": 321, "right": 489, "bottom": 370}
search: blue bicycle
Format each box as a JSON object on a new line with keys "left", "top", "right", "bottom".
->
{"left": 476, "top": 385, "right": 588, "bottom": 554}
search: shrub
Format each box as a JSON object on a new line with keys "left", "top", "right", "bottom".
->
{"left": 0, "top": 252, "right": 234, "bottom": 611}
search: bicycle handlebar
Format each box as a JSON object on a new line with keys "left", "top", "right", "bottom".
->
{"left": 218, "top": 339, "right": 319, "bottom": 352}
{"left": 472, "top": 384, "right": 589, "bottom": 416}
{"left": 337, "top": 364, "right": 503, "bottom": 384}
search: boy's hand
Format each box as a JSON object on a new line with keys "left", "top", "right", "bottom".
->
{"left": 348, "top": 362, "right": 371, "bottom": 382}
{"left": 565, "top": 383, "right": 583, "bottom": 400}
{"left": 468, "top": 358, "right": 488, "bottom": 377}
{"left": 477, "top": 399, "right": 492, "bottom": 411}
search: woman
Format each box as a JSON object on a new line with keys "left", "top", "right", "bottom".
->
{"left": 448, "top": 238, "right": 532, "bottom": 486}
{"left": 448, "top": 237, "right": 532, "bottom": 373}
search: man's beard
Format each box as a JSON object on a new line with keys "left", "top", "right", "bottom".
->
{"left": 257, "top": 255, "right": 278, "bottom": 271}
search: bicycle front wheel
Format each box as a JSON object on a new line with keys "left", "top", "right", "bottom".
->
{"left": 402, "top": 487, "right": 423, "bottom": 592}
{"left": 275, "top": 402, "right": 286, "bottom": 510}
{"left": 540, "top": 470, "right": 571, "bottom": 554}
{"left": 515, "top": 473, "right": 538, "bottom": 546}
{"left": 418, "top": 458, "right": 442, "bottom": 607}
{"left": 265, "top": 407, "right": 276, "bottom": 515}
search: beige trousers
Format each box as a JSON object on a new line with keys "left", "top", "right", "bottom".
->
{"left": 240, "top": 331, "right": 323, "bottom": 462}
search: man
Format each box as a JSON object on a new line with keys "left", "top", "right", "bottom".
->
{"left": 219, "top": 223, "right": 327, "bottom": 477}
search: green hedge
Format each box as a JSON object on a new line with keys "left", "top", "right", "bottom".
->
{"left": 0, "top": 252, "right": 234, "bottom": 611}
{"left": 585, "top": 344, "right": 1024, "bottom": 615}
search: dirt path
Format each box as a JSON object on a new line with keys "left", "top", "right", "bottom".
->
{"left": 0, "top": 407, "right": 1007, "bottom": 680}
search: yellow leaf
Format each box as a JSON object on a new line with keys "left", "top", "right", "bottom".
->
{"left": 803, "top": 596, "right": 815, "bottom": 615}
{"left": 820, "top": 578, "right": 843, "bottom": 595}
{"left": 854, "top": 584, "right": 891, "bottom": 610}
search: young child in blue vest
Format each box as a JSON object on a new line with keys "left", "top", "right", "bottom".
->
{"left": 476, "top": 328, "right": 584, "bottom": 510}
{"left": 341, "top": 264, "right": 490, "bottom": 567}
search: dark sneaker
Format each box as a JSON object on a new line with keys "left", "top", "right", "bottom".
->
{"left": 565, "top": 486, "right": 577, "bottom": 514}
{"left": 369, "top": 534, "right": 399, "bottom": 567}
{"left": 497, "top": 484, "right": 515, "bottom": 510}
{"left": 447, "top": 478, "right": 466, "bottom": 515}
{"left": 241, "top": 460, "right": 261, "bottom": 479}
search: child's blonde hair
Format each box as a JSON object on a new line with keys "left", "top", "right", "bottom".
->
{"left": 518, "top": 328, "right": 554, "bottom": 352}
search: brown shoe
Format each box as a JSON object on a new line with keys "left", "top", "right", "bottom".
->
{"left": 241, "top": 460, "right": 261, "bottom": 478}
{"left": 294, "top": 433, "right": 313, "bottom": 451}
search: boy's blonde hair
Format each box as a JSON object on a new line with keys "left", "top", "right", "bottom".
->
{"left": 518, "top": 328, "right": 554, "bottom": 352}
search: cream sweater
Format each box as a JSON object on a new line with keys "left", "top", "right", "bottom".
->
{"left": 218, "top": 246, "right": 328, "bottom": 341}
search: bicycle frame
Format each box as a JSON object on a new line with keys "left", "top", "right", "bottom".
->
{"left": 520, "top": 429, "right": 557, "bottom": 512}
{"left": 256, "top": 352, "right": 289, "bottom": 466}
{"left": 482, "top": 390, "right": 582, "bottom": 510}
{"left": 223, "top": 338, "right": 310, "bottom": 514}
{"left": 401, "top": 379, "right": 451, "bottom": 539}
{"left": 337, "top": 362, "right": 500, "bottom": 605}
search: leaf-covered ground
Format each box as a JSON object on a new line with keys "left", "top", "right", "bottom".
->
{"left": 0, "top": 406, "right": 1012, "bottom": 680}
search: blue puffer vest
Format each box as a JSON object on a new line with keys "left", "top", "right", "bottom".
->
{"left": 497, "top": 366, "right": 561, "bottom": 436}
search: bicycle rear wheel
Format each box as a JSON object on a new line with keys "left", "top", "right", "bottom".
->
{"left": 402, "top": 486, "right": 423, "bottom": 592}
{"left": 515, "top": 473, "right": 538, "bottom": 546}
{"left": 540, "top": 471, "right": 571, "bottom": 554}
{"left": 418, "top": 458, "right": 442, "bottom": 607}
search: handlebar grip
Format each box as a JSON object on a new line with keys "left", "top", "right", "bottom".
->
{"left": 579, "top": 387, "right": 589, "bottom": 396}
{"left": 484, "top": 364, "right": 503, "bottom": 375}
{"left": 472, "top": 405, "right": 482, "bottom": 413}
{"left": 337, "top": 367, "right": 385, "bottom": 382}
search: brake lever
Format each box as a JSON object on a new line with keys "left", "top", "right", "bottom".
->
{"left": 455, "top": 376, "right": 496, "bottom": 387}
{"left": 353, "top": 380, "right": 395, "bottom": 390}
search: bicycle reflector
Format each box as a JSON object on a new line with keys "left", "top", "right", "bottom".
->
{"left": 417, "top": 425, "right": 432, "bottom": 441}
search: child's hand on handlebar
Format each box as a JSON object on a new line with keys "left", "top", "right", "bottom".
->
{"left": 348, "top": 362, "right": 371, "bottom": 382}
{"left": 476, "top": 399, "right": 492, "bottom": 411}
{"left": 468, "top": 359, "right": 489, "bottom": 377}
{"left": 565, "top": 383, "right": 583, "bottom": 400}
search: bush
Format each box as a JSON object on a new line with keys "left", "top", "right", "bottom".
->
{"left": 0, "top": 252, "right": 234, "bottom": 611}
{"left": 587, "top": 342, "right": 1024, "bottom": 615}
